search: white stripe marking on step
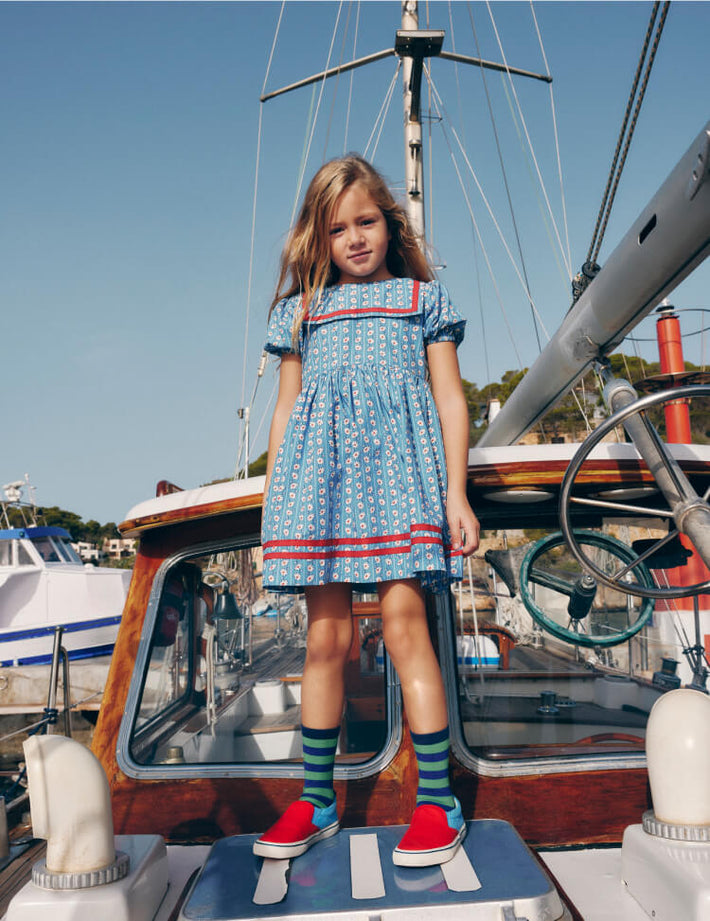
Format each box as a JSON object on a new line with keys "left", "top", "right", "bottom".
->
{"left": 350, "top": 833, "right": 386, "bottom": 899}
{"left": 253, "top": 857, "right": 290, "bottom": 904}
{"left": 441, "top": 846, "right": 482, "bottom": 891}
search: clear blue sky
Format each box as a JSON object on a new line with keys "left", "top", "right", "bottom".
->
{"left": 2, "top": 1, "right": 709, "bottom": 526}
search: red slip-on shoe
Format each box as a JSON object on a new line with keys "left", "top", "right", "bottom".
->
{"left": 393, "top": 799, "right": 466, "bottom": 867}
{"left": 253, "top": 800, "right": 339, "bottom": 859}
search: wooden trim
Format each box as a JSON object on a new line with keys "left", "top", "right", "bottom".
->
{"left": 119, "top": 494, "right": 264, "bottom": 537}
{"left": 94, "top": 505, "right": 652, "bottom": 848}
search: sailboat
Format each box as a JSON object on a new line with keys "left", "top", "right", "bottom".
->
{"left": 3, "top": 3, "right": 710, "bottom": 919}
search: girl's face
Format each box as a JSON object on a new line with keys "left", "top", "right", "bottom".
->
{"left": 328, "top": 182, "right": 392, "bottom": 284}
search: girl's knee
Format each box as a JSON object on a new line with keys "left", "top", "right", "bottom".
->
{"left": 306, "top": 618, "right": 352, "bottom": 663}
{"left": 382, "top": 617, "right": 423, "bottom": 663}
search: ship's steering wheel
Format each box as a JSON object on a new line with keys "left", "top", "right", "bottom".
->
{"left": 519, "top": 530, "right": 655, "bottom": 647}
{"left": 558, "top": 385, "right": 710, "bottom": 600}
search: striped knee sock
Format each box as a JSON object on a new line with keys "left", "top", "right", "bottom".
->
{"left": 299, "top": 725, "right": 339, "bottom": 808}
{"left": 411, "top": 726, "right": 455, "bottom": 811}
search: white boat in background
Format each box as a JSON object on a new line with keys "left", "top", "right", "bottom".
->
{"left": 0, "top": 478, "right": 130, "bottom": 713}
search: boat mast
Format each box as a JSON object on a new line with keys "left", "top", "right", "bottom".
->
{"left": 247, "top": 8, "right": 549, "bottom": 474}
{"left": 400, "top": 1, "right": 426, "bottom": 242}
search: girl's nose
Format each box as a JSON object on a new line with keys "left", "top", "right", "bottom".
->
{"left": 348, "top": 225, "right": 365, "bottom": 245}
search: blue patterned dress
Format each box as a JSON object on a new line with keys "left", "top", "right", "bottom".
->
{"left": 261, "top": 277, "right": 465, "bottom": 594}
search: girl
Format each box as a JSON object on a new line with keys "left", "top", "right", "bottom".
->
{"left": 254, "top": 155, "right": 479, "bottom": 868}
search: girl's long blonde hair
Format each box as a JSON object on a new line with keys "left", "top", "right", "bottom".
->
{"left": 270, "top": 155, "right": 433, "bottom": 342}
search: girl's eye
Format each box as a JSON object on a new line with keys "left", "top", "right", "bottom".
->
{"left": 329, "top": 227, "right": 344, "bottom": 236}
{"left": 361, "top": 218, "right": 375, "bottom": 226}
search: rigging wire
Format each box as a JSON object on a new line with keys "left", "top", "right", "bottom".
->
{"left": 363, "top": 63, "right": 401, "bottom": 160}
{"left": 497, "top": 75, "right": 571, "bottom": 299}
{"left": 236, "top": 0, "right": 286, "bottom": 477}
{"left": 249, "top": 375, "right": 279, "bottom": 458}
{"left": 628, "top": 326, "right": 710, "bottom": 343}
{"left": 290, "top": 1, "right": 345, "bottom": 227}
{"left": 427, "top": 76, "right": 551, "bottom": 344}
{"left": 484, "top": 0, "right": 572, "bottom": 281}
{"left": 472, "top": 230, "right": 491, "bottom": 387}
{"left": 430, "top": 91, "right": 524, "bottom": 370}
{"left": 528, "top": 0, "right": 572, "bottom": 276}
{"left": 587, "top": 1, "right": 670, "bottom": 267}
{"left": 467, "top": 2, "right": 542, "bottom": 353}
{"left": 323, "top": 0, "right": 355, "bottom": 160}
{"left": 343, "top": 2, "right": 361, "bottom": 153}
{"left": 446, "top": 2, "right": 495, "bottom": 393}
{"left": 447, "top": 2, "right": 468, "bottom": 151}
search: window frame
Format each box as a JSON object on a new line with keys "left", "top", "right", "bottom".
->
{"left": 117, "top": 534, "right": 403, "bottom": 781}
{"left": 435, "top": 590, "right": 648, "bottom": 777}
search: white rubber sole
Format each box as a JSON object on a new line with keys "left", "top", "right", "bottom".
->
{"left": 253, "top": 820, "right": 340, "bottom": 859}
{"left": 392, "top": 822, "right": 467, "bottom": 868}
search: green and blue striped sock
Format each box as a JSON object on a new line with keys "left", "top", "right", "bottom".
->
{"left": 411, "top": 726, "right": 455, "bottom": 811}
{"left": 299, "top": 725, "right": 339, "bottom": 809}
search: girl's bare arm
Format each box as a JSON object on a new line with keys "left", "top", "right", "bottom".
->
{"left": 426, "top": 340, "right": 480, "bottom": 556}
{"left": 264, "top": 354, "right": 303, "bottom": 496}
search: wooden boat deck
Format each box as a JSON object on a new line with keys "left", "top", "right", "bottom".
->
{"left": 0, "top": 839, "right": 45, "bottom": 918}
{"left": 249, "top": 641, "right": 305, "bottom": 682}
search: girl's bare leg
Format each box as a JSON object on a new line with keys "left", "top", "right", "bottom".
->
{"left": 378, "top": 579, "right": 463, "bottom": 867}
{"left": 301, "top": 582, "right": 353, "bottom": 728}
{"left": 377, "top": 579, "right": 448, "bottom": 733}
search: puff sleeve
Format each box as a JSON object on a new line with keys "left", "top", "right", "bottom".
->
{"left": 421, "top": 281, "right": 466, "bottom": 347}
{"left": 264, "top": 295, "right": 301, "bottom": 356}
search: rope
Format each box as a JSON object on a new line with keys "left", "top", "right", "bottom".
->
{"left": 0, "top": 716, "right": 52, "bottom": 745}
{"left": 586, "top": 2, "right": 670, "bottom": 267}
{"left": 203, "top": 622, "right": 217, "bottom": 730}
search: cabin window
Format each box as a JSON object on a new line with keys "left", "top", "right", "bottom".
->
{"left": 3, "top": 540, "right": 35, "bottom": 566}
{"left": 32, "top": 537, "right": 61, "bottom": 563}
{"left": 16, "top": 542, "right": 34, "bottom": 566}
{"left": 56, "top": 538, "right": 81, "bottom": 564}
{"left": 449, "top": 526, "right": 663, "bottom": 773}
{"left": 121, "top": 536, "right": 394, "bottom": 778}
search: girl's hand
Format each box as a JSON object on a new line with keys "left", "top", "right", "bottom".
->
{"left": 446, "top": 493, "right": 480, "bottom": 557}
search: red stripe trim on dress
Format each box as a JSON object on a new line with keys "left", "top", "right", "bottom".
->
{"left": 265, "top": 535, "right": 443, "bottom": 554}
{"left": 265, "top": 544, "right": 462, "bottom": 561}
{"left": 264, "top": 529, "right": 460, "bottom": 561}
{"left": 304, "top": 279, "right": 421, "bottom": 322}
{"left": 263, "top": 522, "right": 442, "bottom": 550}
{"left": 265, "top": 543, "right": 458, "bottom": 561}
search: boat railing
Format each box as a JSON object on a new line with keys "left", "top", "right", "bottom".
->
{"left": 0, "top": 627, "right": 75, "bottom": 752}
{"left": 0, "top": 627, "right": 79, "bottom": 834}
